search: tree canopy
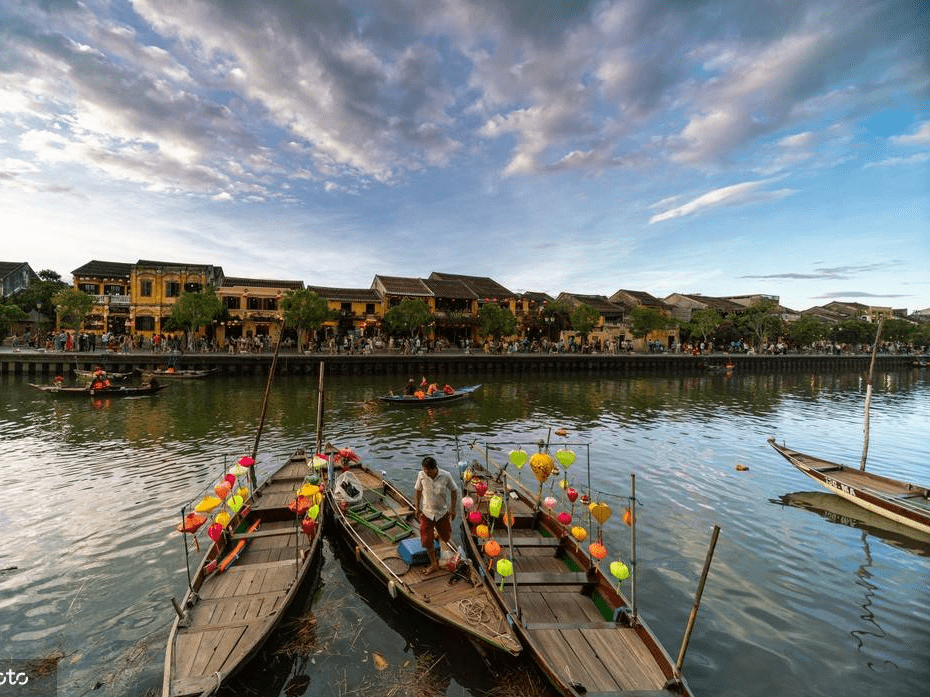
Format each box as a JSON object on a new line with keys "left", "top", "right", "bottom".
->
{"left": 729, "top": 299, "right": 784, "bottom": 350}
{"left": 682, "top": 308, "right": 720, "bottom": 345}
{"left": 569, "top": 303, "right": 601, "bottom": 341}
{"left": 281, "top": 289, "right": 334, "bottom": 348}
{"left": 382, "top": 298, "right": 433, "bottom": 338}
{"left": 167, "top": 287, "right": 225, "bottom": 347}
{"left": 478, "top": 303, "right": 517, "bottom": 340}
{"left": 52, "top": 289, "right": 96, "bottom": 331}
{"left": 0, "top": 303, "right": 28, "bottom": 339}
{"left": 629, "top": 305, "right": 675, "bottom": 339}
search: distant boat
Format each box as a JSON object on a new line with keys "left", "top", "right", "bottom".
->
{"left": 30, "top": 382, "right": 166, "bottom": 397}
{"left": 768, "top": 439, "right": 930, "bottom": 536}
{"left": 377, "top": 383, "right": 481, "bottom": 405}
{"left": 74, "top": 368, "right": 133, "bottom": 382}
{"left": 138, "top": 368, "right": 218, "bottom": 379}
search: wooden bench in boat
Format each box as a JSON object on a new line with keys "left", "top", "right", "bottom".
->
{"left": 502, "top": 571, "right": 594, "bottom": 588}
{"left": 505, "top": 537, "right": 561, "bottom": 548}
{"left": 229, "top": 527, "right": 297, "bottom": 541}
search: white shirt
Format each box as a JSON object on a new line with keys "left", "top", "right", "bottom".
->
{"left": 414, "top": 469, "right": 459, "bottom": 521}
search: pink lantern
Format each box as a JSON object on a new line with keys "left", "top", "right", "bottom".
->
{"left": 468, "top": 510, "right": 483, "bottom": 525}
{"left": 566, "top": 487, "right": 579, "bottom": 503}
{"left": 238, "top": 456, "right": 255, "bottom": 467}
{"left": 557, "top": 511, "right": 572, "bottom": 526}
{"left": 207, "top": 523, "right": 223, "bottom": 542}
{"left": 223, "top": 473, "right": 237, "bottom": 487}
{"left": 543, "top": 496, "right": 557, "bottom": 510}
{"left": 462, "top": 496, "right": 474, "bottom": 511}
{"left": 473, "top": 480, "right": 488, "bottom": 497}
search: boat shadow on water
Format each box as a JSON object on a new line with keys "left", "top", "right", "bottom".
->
{"left": 772, "top": 491, "right": 930, "bottom": 557}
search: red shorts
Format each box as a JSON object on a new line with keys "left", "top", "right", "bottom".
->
{"left": 420, "top": 512, "right": 451, "bottom": 548}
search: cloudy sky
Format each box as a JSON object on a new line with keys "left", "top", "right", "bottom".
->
{"left": 1, "top": 0, "right": 927, "bottom": 312}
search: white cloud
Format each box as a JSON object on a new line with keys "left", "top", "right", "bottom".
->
{"left": 649, "top": 180, "right": 794, "bottom": 223}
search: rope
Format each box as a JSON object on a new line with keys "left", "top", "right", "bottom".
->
{"left": 458, "top": 597, "right": 494, "bottom": 625}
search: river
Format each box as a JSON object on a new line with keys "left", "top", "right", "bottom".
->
{"left": 1, "top": 367, "right": 928, "bottom": 697}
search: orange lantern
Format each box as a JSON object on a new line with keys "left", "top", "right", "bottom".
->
{"left": 484, "top": 539, "right": 501, "bottom": 557}
{"left": 589, "top": 542, "right": 608, "bottom": 560}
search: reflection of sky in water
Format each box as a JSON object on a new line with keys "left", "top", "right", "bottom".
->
{"left": 0, "top": 370, "right": 928, "bottom": 697}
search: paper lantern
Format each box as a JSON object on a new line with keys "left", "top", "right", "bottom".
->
{"left": 289, "top": 495, "right": 310, "bottom": 516}
{"left": 589, "top": 542, "right": 608, "bottom": 560}
{"left": 177, "top": 513, "right": 206, "bottom": 534}
{"left": 214, "top": 511, "right": 231, "bottom": 527}
{"left": 555, "top": 449, "right": 576, "bottom": 468}
{"left": 223, "top": 473, "right": 237, "bottom": 487}
{"left": 623, "top": 507, "right": 633, "bottom": 526}
{"left": 207, "top": 523, "right": 223, "bottom": 542}
{"left": 312, "top": 454, "right": 328, "bottom": 469}
{"left": 571, "top": 526, "right": 588, "bottom": 542}
{"left": 543, "top": 496, "right": 557, "bottom": 510}
{"left": 462, "top": 495, "right": 474, "bottom": 511}
{"left": 468, "top": 510, "right": 483, "bottom": 525}
{"left": 299, "top": 483, "right": 320, "bottom": 497}
{"left": 489, "top": 494, "right": 503, "bottom": 518}
{"left": 194, "top": 496, "right": 221, "bottom": 513}
{"left": 557, "top": 511, "right": 572, "bottom": 526}
{"left": 236, "top": 487, "right": 249, "bottom": 499}
{"left": 589, "top": 502, "right": 612, "bottom": 525}
{"left": 238, "top": 456, "right": 255, "bottom": 467}
{"left": 229, "top": 464, "right": 249, "bottom": 477}
{"left": 610, "top": 561, "right": 630, "bottom": 581}
{"left": 306, "top": 503, "right": 320, "bottom": 520}
{"left": 529, "top": 453, "right": 555, "bottom": 483}
{"left": 227, "top": 494, "right": 244, "bottom": 514}
{"left": 496, "top": 558, "right": 513, "bottom": 590}
{"left": 463, "top": 469, "right": 473, "bottom": 484}
{"left": 473, "top": 480, "right": 488, "bottom": 497}
{"left": 566, "top": 487, "right": 579, "bottom": 503}
{"left": 484, "top": 539, "right": 501, "bottom": 558}
{"left": 508, "top": 449, "right": 528, "bottom": 468}
{"left": 476, "top": 524, "right": 490, "bottom": 538}
{"left": 301, "top": 517, "right": 317, "bottom": 539}
{"left": 214, "top": 482, "right": 231, "bottom": 500}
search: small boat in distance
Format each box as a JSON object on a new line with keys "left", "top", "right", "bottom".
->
{"left": 768, "top": 439, "right": 930, "bottom": 536}
{"left": 377, "top": 383, "right": 481, "bottom": 405}
{"left": 30, "top": 381, "right": 166, "bottom": 397}
{"left": 74, "top": 368, "right": 133, "bottom": 382}
{"left": 138, "top": 367, "right": 218, "bottom": 379}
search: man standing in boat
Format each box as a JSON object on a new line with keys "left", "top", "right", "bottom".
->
{"left": 414, "top": 456, "right": 459, "bottom": 574}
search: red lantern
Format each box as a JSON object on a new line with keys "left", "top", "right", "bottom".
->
{"left": 557, "top": 511, "right": 572, "bottom": 526}
{"left": 301, "top": 517, "right": 317, "bottom": 539}
{"left": 468, "top": 510, "right": 483, "bottom": 525}
{"left": 207, "top": 523, "right": 223, "bottom": 542}
{"left": 566, "top": 487, "right": 579, "bottom": 503}
{"left": 473, "top": 480, "right": 488, "bottom": 497}
{"left": 223, "top": 473, "right": 237, "bottom": 487}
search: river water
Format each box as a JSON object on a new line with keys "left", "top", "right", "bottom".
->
{"left": 1, "top": 367, "right": 928, "bottom": 697}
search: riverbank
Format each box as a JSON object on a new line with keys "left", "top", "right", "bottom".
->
{"left": 0, "top": 347, "right": 918, "bottom": 377}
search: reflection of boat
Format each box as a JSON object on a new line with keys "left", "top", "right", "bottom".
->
{"left": 377, "top": 384, "right": 481, "bottom": 405}
{"left": 163, "top": 449, "right": 325, "bottom": 697}
{"left": 139, "top": 368, "right": 218, "bottom": 379}
{"left": 773, "top": 491, "right": 930, "bottom": 556}
{"left": 768, "top": 439, "right": 930, "bottom": 536}
{"left": 913, "top": 357, "right": 928, "bottom": 368}
{"left": 74, "top": 368, "right": 133, "bottom": 382}
{"left": 460, "top": 441, "right": 701, "bottom": 697}
{"left": 30, "top": 382, "right": 166, "bottom": 397}
{"left": 324, "top": 454, "right": 521, "bottom": 656}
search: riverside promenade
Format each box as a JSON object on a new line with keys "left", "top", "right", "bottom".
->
{"left": 0, "top": 347, "right": 918, "bottom": 378}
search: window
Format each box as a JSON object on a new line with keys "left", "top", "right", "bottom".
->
{"left": 104, "top": 284, "right": 124, "bottom": 295}
{"left": 135, "top": 316, "right": 155, "bottom": 331}
{"left": 366, "top": 303, "right": 375, "bottom": 315}
{"left": 224, "top": 296, "right": 240, "bottom": 310}
{"left": 265, "top": 298, "right": 277, "bottom": 311}
{"left": 140, "top": 280, "right": 153, "bottom": 297}
{"left": 341, "top": 302, "right": 352, "bottom": 315}
{"left": 184, "top": 282, "right": 202, "bottom": 293}
{"left": 165, "top": 281, "right": 180, "bottom": 297}
{"left": 247, "top": 296, "right": 261, "bottom": 311}
{"left": 78, "top": 283, "right": 99, "bottom": 294}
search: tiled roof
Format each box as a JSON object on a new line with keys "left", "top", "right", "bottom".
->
{"left": 225, "top": 277, "right": 304, "bottom": 290}
{"left": 372, "top": 275, "right": 431, "bottom": 296}
{"left": 611, "top": 289, "right": 669, "bottom": 310}
{"left": 520, "top": 291, "right": 554, "bottom": 303}
{"left": 306, "top": 286, "right": 381, "bottom": 302}
{"left": 71, "top": 260, "right": 133, "bottom": 278}
{"left": 428, "top": 272, "right": 513, "bottom": 299}
{"left": 559, "top": 293, "right": 625, "bottom": 315}
{"left": 673, "top": 294, "right": 746, "bottom": 313}
{"left": 421, "top": 278, "right": 477, "bottom": 299}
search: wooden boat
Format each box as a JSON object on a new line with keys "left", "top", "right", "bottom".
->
{"left": 768, "top": 438, "right": 930, "bottom": 536}
{"left": 163, "top": 449, "right": 325, "bottom": 697}
{"left": 324, "top": 453, "right": 522, "bottom": 656}
{"left": 139, "top": 368, "right": 218, "bottom": 379}
{"left": 74, "top": 368, "right": 133, "bottom": 382}
{"left": 459, "top": 445, "right": 698, "bottom": 697}
{"left": 377, "top": 383, "right": 481, "bottom": 405}
{"left": 29, "top": 382, "right": 166, "bottom": 396}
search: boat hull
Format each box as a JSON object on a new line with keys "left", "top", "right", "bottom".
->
{"left": 768, "top": 438, "right": 930, "bottom": 536}
{"left": 163, "top": 450, "right": 324, "bottom": 697}
{"left": 376, "top": 384, "right": 481, "bottom": 405}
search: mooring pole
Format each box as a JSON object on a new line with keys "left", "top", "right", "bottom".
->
{"left": 676, "top": 524, "right": 720, "bottom": 673}
{"left": 860, "top": 316, "right": 884, "bottom": 471}
{"left": 630, "top": 473, "right": 637, "bottom": 623}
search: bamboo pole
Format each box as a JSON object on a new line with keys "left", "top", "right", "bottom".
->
{"left": 315, "top": 361, "right": 325, "bottom": 453}
{"left": 860, "top": 316, "right": 884, "bottom": 471}
{"left": 630, "top": 473, "right": 637, "bottom": 623}
{"left": 249, "top": 319, "right": 286, "bottom": 488}
{"left": 675, "top": 524, "right": 720, "bottom": 673}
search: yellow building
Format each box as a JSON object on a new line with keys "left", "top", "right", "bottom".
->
{"left": 216, "top": 277, "right": 304, "bottom": 348}
{"left": 306, "top": 286, "right": 382, "bottom": 340}
{"left": 71, "top": 260, "right": 133, "bottom": 335}
{"left": 129, "top": 260, "right": 223, "bottom": 338}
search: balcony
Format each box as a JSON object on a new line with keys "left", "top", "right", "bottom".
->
{"left": 93, "top": 294, "right": 131, "bottom": 308}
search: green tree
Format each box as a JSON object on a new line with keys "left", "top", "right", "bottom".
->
{"left": 912, "top": 323, "right": 930, "bottom": 350}
{"left": 569, "top": 304, "right": 601, "bottom": 344}
{"left": 1, "top": 303, "right": 28, "bottom": 340}
{"left": 166, "top": 287, "right": 224, "bottom": 349}
{"left": 629, "top": 306, "right": 676, "bottom": 341}
{"left": 682, "top": 308, "right": 721, "bottom": 346}
{"left": 829, "top": 319, "right": 873, "bottom": 346}
{"left": 539, "top": 300, "right": 572, "bottom": 341}
{"left": 730, "top": 299, "right": 784, "bottom": 351}
{"left": 786, "top": 315, "right": 827, "bottom": 349}
{"left": 52, "top": 288, "right": 96, "bottom": 332}
{"left": 281, "top": 289, "right": 335, "bottom": 350}
{"left": 382, "top": 298, "right": 434, "bottom": 339}
{"left": 882, "top": 318, "right": 913, "bottom": 344}
{"left": 478, "top": 303, "right": 517, "bottom": 340}
{"left": 11, "top": 269, "right": 68, "bottom": 329}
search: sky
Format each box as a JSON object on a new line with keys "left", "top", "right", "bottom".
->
{"left": 1, "top": 0, "right": 928, "bottom": 313}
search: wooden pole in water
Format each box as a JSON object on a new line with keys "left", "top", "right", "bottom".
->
{"left": 675, "top": 524, "right": 720, "bottom": 673}
{"left": 860, "top": 315, "right": 884, "bottom": 471}
{"left": 315, "top": 361, "right": 325, "bottom": 453}
{"left": 630, "top": 472, "right": 637, "bottom": 623}
{"left": 249, "top": 319, "right": 286, "bottom": 488}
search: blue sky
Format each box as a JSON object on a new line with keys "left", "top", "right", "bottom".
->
{"left": 1, "top": 0, "right": 927, "bottom": 312}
